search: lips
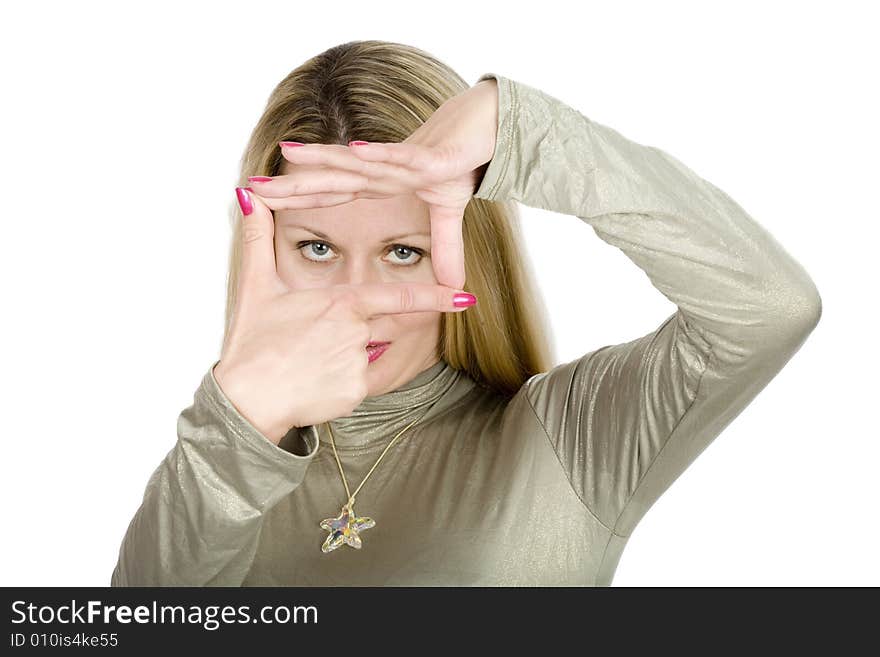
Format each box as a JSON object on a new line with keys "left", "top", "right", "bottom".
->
{"left": 366, "top": 341, "right": 390, "bottom": 363}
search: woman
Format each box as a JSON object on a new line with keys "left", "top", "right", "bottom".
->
{"left": 111, "top": 40, "right": 821, "bottom": 586}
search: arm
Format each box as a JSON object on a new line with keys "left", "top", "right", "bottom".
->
{"left": 110, "top": 360, "right": 320, "bottom": 586}
{"left": 473, "top": 73, "right": 821, "bottom": 538}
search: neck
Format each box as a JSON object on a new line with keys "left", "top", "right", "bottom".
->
{"left": 319, "top": 358, "right": 475, "bottom": 451}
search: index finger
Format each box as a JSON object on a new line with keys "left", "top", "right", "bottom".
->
{"left": 345, "top": 282, "right": 477, "bottom": 318}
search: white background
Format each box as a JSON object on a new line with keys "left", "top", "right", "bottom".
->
{"left": 1, "top": 0, "right": 876, "bottom": 586}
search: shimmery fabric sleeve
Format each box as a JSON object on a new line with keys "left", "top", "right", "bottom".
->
{"left": 472, "top": 72, "right": 821, "bottom": 538}
{"left": 110, "top": 360, "right": 320, "bottom": 586}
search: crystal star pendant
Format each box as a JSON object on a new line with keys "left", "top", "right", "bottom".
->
{"left": 319, "top": 503, "right": 376, "bottom": 553}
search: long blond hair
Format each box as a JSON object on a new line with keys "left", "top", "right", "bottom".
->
{"left": 223, "top": 40, "right": 555, "bottom": 398}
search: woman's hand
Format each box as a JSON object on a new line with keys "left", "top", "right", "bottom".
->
{"left": 246, "top": 78, "right": 499, "bottom": 290}
{"left": 213, "top": 190, "right": 475, "bottom": 445}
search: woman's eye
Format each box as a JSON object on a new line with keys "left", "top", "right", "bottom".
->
{"left": 295, "top": 241, "right": 424, "bottom": 266}
{"left": 386, "top": 245, "right": 424, "bottom": 266}
{"left": 298, "top": 241, "right": 335, "bottom": 262}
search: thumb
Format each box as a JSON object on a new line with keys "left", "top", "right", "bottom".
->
{"left": 236, "top": 187, "right": 281, "bottom": 299}
{"left": 428, "top": 204, "right": 467, "bottom": 290}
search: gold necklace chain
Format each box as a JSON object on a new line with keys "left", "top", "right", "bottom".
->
{"left": 318, "top": 400, "right": 440, "bottom": 553}
{"left": 326, "top": 414, "right": 421, "bottom": 508}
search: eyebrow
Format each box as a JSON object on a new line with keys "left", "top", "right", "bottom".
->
{"left": 281, "top": 224, "right": 431, "bottom": 242}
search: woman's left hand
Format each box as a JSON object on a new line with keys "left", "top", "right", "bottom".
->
{"left": 246, "top": 78, "right": 499, "bottom": 290}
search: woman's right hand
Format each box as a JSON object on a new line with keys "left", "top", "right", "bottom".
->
{"left": 212, "top": 187, "right": 475, "bottom": 446}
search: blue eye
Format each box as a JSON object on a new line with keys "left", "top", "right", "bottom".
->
{"left": 387, "top": 245, "right": 424, "bottom": 265}
{"left": 299, "top": 241, "right": 333, "bottom": 262}
{"left": 295, "top": 241, "right": 425, "bottom": 266}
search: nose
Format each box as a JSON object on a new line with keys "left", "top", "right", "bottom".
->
{"left": 338, "top": 260, "right": 394, "bottom": 329}
{"left": 337, "top": 258, "right": 387, "bottom": 287}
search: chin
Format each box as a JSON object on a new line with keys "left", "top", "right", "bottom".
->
{"left": 364, "top": 354, "right": 391, "bottom": 377}
{"left": 366, "top": 355, "right": 406, "bottom": 392}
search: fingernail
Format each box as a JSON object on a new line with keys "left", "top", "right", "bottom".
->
{"left": 247, "top": 176, "right": 273, "bottom": 183}
{"left": 453, "top": 292, "right": 477, "bottom": 308}
{"left": 235, "top": 187, "right": 253, "bottom": 216}
{"left": 279, "top": 141, "right": 305, "bottom": 148}
{"left": 349, "top": 140, "right": 369, "bottom": 146}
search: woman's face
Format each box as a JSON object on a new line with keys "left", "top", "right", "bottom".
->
{"left": 272, "top": 163, "right": 442, "bottom": 397}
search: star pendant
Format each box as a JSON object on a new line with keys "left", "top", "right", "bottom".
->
{"left": 319, "top": 504, "right": 376, "bottom": 553}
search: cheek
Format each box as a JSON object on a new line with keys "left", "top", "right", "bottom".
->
{"left": 393, "top": 311, "right": 442, "bottom": 336}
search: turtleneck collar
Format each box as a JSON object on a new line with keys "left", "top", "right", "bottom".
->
{"left": 311, "top": 358, "right": 476, "bottom": 451}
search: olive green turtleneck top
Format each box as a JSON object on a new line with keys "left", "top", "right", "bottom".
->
{"left": 111, "top": 72, "right": 821, "bottom": 586}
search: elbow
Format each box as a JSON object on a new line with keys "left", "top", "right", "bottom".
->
{"left": 789, "top": 252, "right": 822, "bottom": 332}
{"left": 787, "top": 282, "right": 822, "bottom": 335}
{"left": 803, "top": 289, "right": 822, "bottom": 332}
{"left": 763, "top": 279, "right": 822, "bottom": 345}
{"left": 760, "top": 258, "right": 822, "bottom": 330}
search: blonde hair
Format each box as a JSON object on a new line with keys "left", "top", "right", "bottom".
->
{"left": 223, "top": 40, "right": 555, "bottom": 398}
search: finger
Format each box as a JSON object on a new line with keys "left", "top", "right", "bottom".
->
{"left": 278, "top": 142, "right": 370, "bottom": 173}
{"left": 428, "top": 205, "right": 467, "bottom": 290}
{"left": 278, "top": 147, "right": 427, "bottom": 194}
{"left": 345, "top": 282, "right": 474, "bottom": 318}
{"left": 248, "top": 166, "right": 369, "bottom": 198}
{"left": 235, "top": 187, "right": 282, "bottom": 300}
{"left": 251, "top": 190, "right": 369, "bottom": 211}
{"left": 348, "top": 141, "right": 455, "bottom": 180}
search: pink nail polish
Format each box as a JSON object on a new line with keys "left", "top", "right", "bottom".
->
{"left": 349, "top": 140, "right": 369, "bottom": 146}
{"left": 453, "top": 292, "right": 477, "bottom": 308}
{"left": 235, "top": 187, "right": 253, "bottom": 216}
{"left": 248, "top": 176, "right": 273, "bottom": 183}
{"left": 279, "top": 141, "right": 305, "bottom": 148}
